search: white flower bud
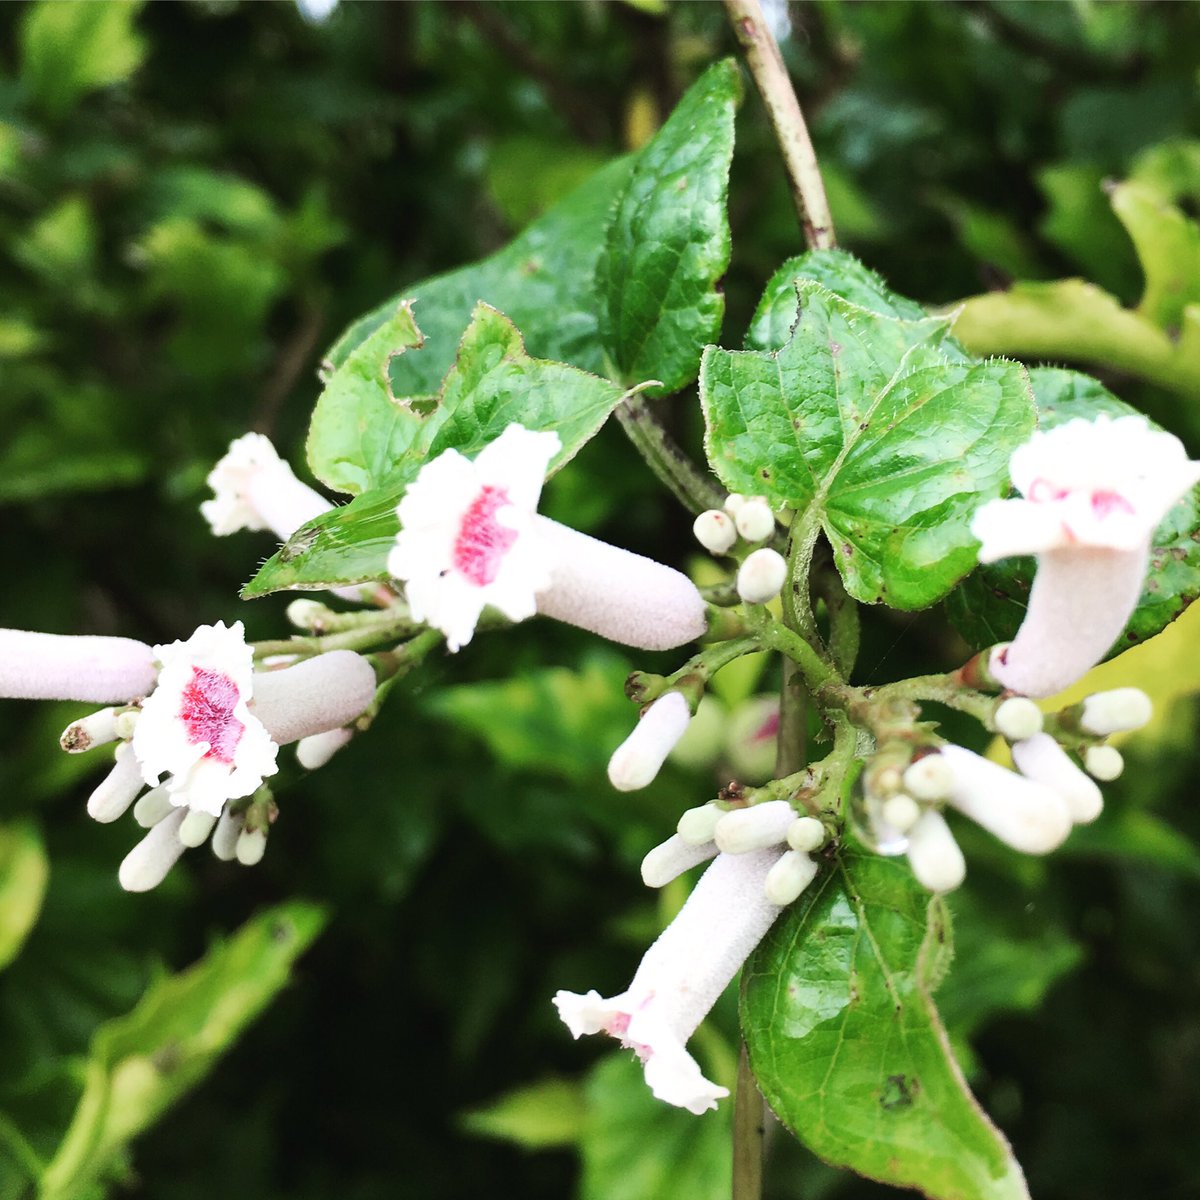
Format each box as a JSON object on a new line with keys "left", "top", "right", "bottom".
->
{"left": 61, "top": 708, "right": 120, "bottom": 753}
{"left": 296, "top": 727, "right": 354, "bottom": 770}
{"left": 940, "top": 744, "right": 1072, "bottom": 854}
{"left": 113, "top": 709, "right": 139, "bottom": 740}
{"left": 736, "top": 548, "right": 787, "bottom": 605}
{"left": 906, "top": 810, "right": 966, "bottom": 893}
{"left": 763, "top": 850, "right": 819, "bottom": 906}
{"left": 693, "top": 510, "right": 738, "bottom": 555}
{"left": 994, "top": 697, "right": 1044, "bottom": 742}
{"left": 641, "top": 834, "right": 717, "bottom": 888}
{"left": 86, "top": 744, "right": 145, "bottom": 824}
{"left": 286, "top": 599, "right": 332, "bottom": 632}
{"left": 714, "top": 799, "right": 794, "bottom": 854}
{"left": 677, "top": 803, "right": 724, "bottom": 846}
{"left": 724, "top": 494, "right": 748, "bottom": 516}
{"left": 734, "top": 497, "right": 775, "bottom": 542}
{"left": 133, "top": 786, "right": 175, "bottom": 829}
{"left": 881, "top": 793, "right": 921, "bottom": 834}
{"left": 211, "top": 809, "right": 243, "bottom": 860}
{"left": 1084, "top": 744, "right": 1124, "bottom": 781}
{"left": 236, "top": 827, "right": 267, "bottom": 867}
{"left": 119, "top": 808, "right": 187, "bottom": 892}
{"left": 179, "top": 809, "right": 218, "bottom": 848}
{"left": 1011, "top": 733, "right": 1103, "bottom": 824}
{"left": 608, "top": 692, "right": 692, "bottom": 792}
{"left": 786, "top": 816, "right": 826, "bottom": 853}
{"left": 1079, "top": 688, "right": 1153, "bottom": 736}
{"left": 903, "top": 754, "right": 954, "bottom": 802}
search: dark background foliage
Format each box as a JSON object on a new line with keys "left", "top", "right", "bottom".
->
{"left": 2, "top": 2, "right": 1199, "bottom": 1197}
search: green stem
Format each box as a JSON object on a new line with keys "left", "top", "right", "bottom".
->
{"left": 744, "top": 608, "right": 837, "bottom": 698}
{"left": 860, "top": 674, "right": 997, "bottom": 725}
{"left": 615, "top": 393, "right": 726, "bottom": 515}
{"left": 251, "top": 609, "right": 426, "bottom": 661}
{"left": 723, "top": 0, "right": 835, "bottom": 251}
{"left": 814, "top": 565, "right": 860, "bottom": 677}
{"left": 732, "top": 1042, "right": 767, "bottom": 1200}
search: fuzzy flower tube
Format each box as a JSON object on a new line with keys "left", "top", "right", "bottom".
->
{"left": 971, "top": 415, "right": 1200, "bottom": 697}
{"left": 554, "top": 848, "right": 787, "bottom": 1114}
{"left": 388, "top": 425, "right": 707, "bottom": 653}
{"left": 201, "top": 433, "right": 332, "bottom": 540}
{"left": 0, "top": 628, "right": 158, "bottom": 704}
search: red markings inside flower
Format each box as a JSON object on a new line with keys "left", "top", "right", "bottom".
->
{"left": 180, "top": 667, "right": 245, "bottom": 763}
{"left": 1090, "top": 490, "right": 1135, "bottom": 520}
{"left": 453, "top": 486, "right": 518, "bottom": 586}
{"left": 1028, "top": 478, "right": 1069, "bottom": 503}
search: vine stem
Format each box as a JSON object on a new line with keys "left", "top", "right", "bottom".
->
{"left": 723, "top": 0, "right": 835, "bottom": 251}
{"left": 615, "top": 393, "right": 726, "bottom": 515}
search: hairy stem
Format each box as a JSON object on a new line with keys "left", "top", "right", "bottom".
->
{"left": 724, "top": 0, "right": 835, "bottom": 250}
{"left": 733, "top": 1042, "right": 767, "bottom": 1200}
{"left": 616, "top": 393, "right": 726, "bottom": 515}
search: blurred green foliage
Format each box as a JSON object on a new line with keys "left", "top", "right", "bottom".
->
{"left": 2, "top": 2, "right": 1200, "bottom": 1198}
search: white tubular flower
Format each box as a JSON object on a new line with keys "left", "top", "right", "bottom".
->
{"left": 119, "top": 808, "right": 187, "bottom": 893}
{"left": 971, "top": 416, "right": 1200, "bottom": 698}
{"left": 693, "top": 510, "right": 738, "bottom": 555}
{"left": 939, "top": 744, "right": 1072, "bottom": 854}
{"left": 1079, "top": 688, "right": 1153, "bottom": 736}
{"left": 736, "top": 548, "right": 787, "bottom": 604}
{"left": 86, "top": 743, "right": 145, "bottom": 824}
{"left": 201, "top": 433, "right": 331, "bottom": 541}
{"left": 388, "top": 425, "right": 707, "bottom": 653}
{"left": 211, "top": 809, "right": 243, "bottom": 861}
{"left": 554, "top": 848, "right": 784, "bottom": 1114}
{"left": 906, "top": 810, "right": 966, "bottom": 893}
{"left": 641, "top": 835, "right": 718, "bottom": 888}
{"left": 133, "top": 786, "right": 174, "bottom": 829}
{"left": 608, "top": 692, "right": 692, "bottom": 792}
{"left": 1011, "top": 733, "right": 1103, "bottom": 824}
{"left": 251, "top": 651, "right": 376, "bottom": 746}
{"left": 532, "top": 516, "right": 707, "bottom": 651}
{"left": 714, "top": 800, "right": 795, "bottom": 854}
{"left": 132, "top": 621, "right": 278, "bottom": 818}
{"left": 296, "top": 726, "right": 354, "bottom": 770}
{"left": 0, "top": 628, "right": 157, "bottom": 704}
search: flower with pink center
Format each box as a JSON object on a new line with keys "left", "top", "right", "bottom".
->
{"left": 389, "top": 424, "right": 708, "bottom": 653}
{"left": 133, "top": 621, "right": 278, "bottom": 817}
{"left": 970, "top": 415, "right": 1200, "bottom": 697}
{"left": 554, "top": 848, "right": 788, "bottom": 1115}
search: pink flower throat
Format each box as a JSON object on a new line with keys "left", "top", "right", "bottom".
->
{"left": 453, "top": 486, "right": 519, "bottom": 586}
{"left": 1028, "top": 478, "right": 1135, "bottom": 519}
{"left": 180, "top": 667, "right": 245, "bottom": 763}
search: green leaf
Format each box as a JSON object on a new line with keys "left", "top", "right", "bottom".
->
{"left": 0, "top": 822, "right": 48, "bottom": 973}
{"left": 244, "top": 305, "right": 625, "bottom": 595}
{"left": 306, "top": 300, "right": 428, "bottom": 495}
{"left": 428, "top": 649, "right": 635, "bottom": 783}
{"left": 946, "top": 368, "right": 1200, "bottom": 654}
{"left": 20, "top": 0, "right": 146, "bottom": 120}
{"left": 745, "top": 249, "right": 930, "bottom": 352}
{"left": 596, "top": 59, "right": 739, "bottom": 393}
{"left": 702, "top": 281, "right": 1035, "bottom": 609}
{"left": 459, "top": 1076, "right": 586, "bottom": 1150}
{"left": 580, "top": 1053, "right": 731, "bottom": 1200}
{"left": 1110, "top": 181, "right": 1200, "bottom": 332}
{"left": 742, "top": 852, "right": 1029, "bottom": 1200}
{"left": 37, "top": 901, "right": 326, "bottom": 1200}
{"left": 485, "top": 136, "right": 610, "bottom": 229}
{"left": 324, "top": 157, "right": 634, "bottom": 392}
